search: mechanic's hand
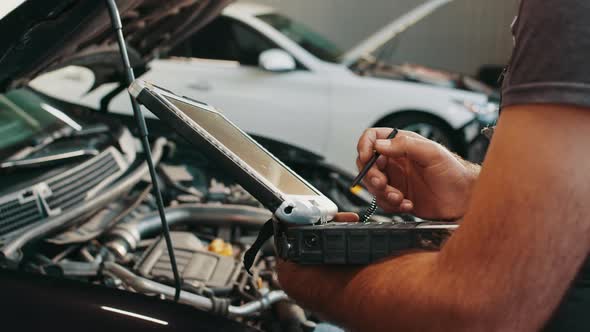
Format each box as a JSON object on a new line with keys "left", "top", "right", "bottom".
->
{"left": 357, "top": 128, "right": 479, "bottom": 220}
{"left": 332, "top": 212, "right": 360, "bottom": 223}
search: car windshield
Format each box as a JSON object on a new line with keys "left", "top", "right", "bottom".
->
{"left": 0, "top": 89, "right": 66, "bottom": 159}
{"left": 257, "top": 13, "right": 342, "bottom": 63}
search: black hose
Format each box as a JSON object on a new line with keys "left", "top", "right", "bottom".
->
{"left": 48, "top": 247, "right": 109, "bottom": 277}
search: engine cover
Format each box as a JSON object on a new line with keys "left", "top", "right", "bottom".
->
{"left": 136, "top": 232, "right": 240, "bottom": 289}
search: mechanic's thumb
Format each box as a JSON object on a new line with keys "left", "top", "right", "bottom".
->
{"left": 374, "top": 135, "right": 437, "bottom": 167}
{"left": 375, "top": 138, "right": 405, "bottom": 158}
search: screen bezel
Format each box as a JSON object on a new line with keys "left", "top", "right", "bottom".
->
{"left": 159, "top": 92, "right": 319, "bottom": 197}
{"left": 131, "top": 81, "right": 333, "bottom": 212}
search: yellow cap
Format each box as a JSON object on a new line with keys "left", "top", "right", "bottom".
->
{"left": 350, "top": 185, "right": 363, "bottom": 194}
{"left": 208, "top": 239, "right": 233, "bottom": 256}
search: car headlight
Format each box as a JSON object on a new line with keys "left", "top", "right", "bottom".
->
{"left": 454, "top": 99, "right": 499, "bottom": 115}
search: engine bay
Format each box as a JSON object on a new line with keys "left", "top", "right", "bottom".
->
{"left": 0, "top": 88, "right": 399, "bottom": 331}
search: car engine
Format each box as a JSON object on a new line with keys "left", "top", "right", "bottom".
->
{"left": 0, "top": 98, "right": 385, "bottom": 331}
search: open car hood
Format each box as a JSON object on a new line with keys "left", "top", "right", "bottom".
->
{"left": 0, "top": 0, "right": 231, "bottom": 92}
{"left": 356, "top": 62, "right": 499, "bottom": 98}
{"left": 341, "top": 0, "right": 452, "bottom": 66}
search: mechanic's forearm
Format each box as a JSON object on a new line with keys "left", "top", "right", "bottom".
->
{"left": 335, "top": 252, "right": 451, "bottom": 331}
{"left": 282, "top": 251, "right": 480, "bottom": 331}
{"left": 279, "top": 253, "right": 441, "bottom": 331}
{"left": 330, "top": 251, "right": 519, "bottom": 332}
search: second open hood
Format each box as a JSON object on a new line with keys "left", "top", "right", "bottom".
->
{"left": 0, "top": 0, "right": 231, "bottom": 92}
{"left": 340, "top": 0, "right": 452, "bottom": 66}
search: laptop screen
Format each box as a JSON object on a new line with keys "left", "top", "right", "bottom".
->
{"left": 163, "top": 95, "right": 318, "bottom": 196}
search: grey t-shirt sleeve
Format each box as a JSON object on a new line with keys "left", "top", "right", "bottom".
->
{"left": 501, "top": 0, "right": 590, "bottom": 108}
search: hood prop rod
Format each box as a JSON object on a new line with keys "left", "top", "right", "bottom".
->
{"left": 105, "top": 0, "right": 182, "bottom": 302}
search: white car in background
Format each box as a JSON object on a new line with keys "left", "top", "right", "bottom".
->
{"left": 31, "top": 0, "right": 497, "bottom": 172}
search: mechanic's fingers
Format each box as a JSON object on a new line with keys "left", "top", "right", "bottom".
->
{"left": 355, "top": 156, "right": 363, "bottom": 172}
{"left": 354, "top": 161, "right": 404, "bottom": 198}
{"left": 375, "top": 196, "right": 414, "bottom": 214}
{"left": 385, "top": 189, "right": 404, "bottom": 205}
{"left": 364, "top": 167, "right": 388, "bottom": 191}
{"left": 400, "top": 199, "right": 414, "bottom": 212}
{"left": 376, "top": 155, "right": 388, "bottom": 171}
{"left": 373, "top": 185, "right": 405, "bottom": 209}
{"left": 364, "top": 173, "right": 405, "bottom": 202}
{"left": 355, "top": 156, "right": 405, "bottom": 206}
{"left": 355, "top": 157, "right": 388, "bottom": 191}
{"left": 334, "top": 212, "right": 359, "bottom": 223}
{"left": 374, "top": 132, "right": 446, "bottom": 167}
{"left": 356, "top": 155, "right": 392, "bottom": 179}
{"left": 357, "top": 128, "right": 402, "bottom": 163}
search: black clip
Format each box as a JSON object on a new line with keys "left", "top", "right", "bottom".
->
{"left": 243, "top": 218, "right": 275, "bottom": 275}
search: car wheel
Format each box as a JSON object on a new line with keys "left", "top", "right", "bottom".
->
{"left": 380, "top": 113, "right": 459, "bottom": 152}
{"left": 466, "top": 134, "right": 489, "bottom": 164}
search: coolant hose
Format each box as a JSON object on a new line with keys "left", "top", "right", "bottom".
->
{"left": 106, "top": 204, "right": 272, "bottom": 258}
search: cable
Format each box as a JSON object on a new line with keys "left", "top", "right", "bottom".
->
{"left": 104, "top": 0, "right": 182, "bottom": 302}
{"left": 361, "top": 196, "right": 378, "bottom": 223}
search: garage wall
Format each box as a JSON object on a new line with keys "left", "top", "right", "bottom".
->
{"left": 246, "top": 0, "right": 519, "bottom": 75}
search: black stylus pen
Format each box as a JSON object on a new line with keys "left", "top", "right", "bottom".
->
{"left": 351, "top": 128, "right": 398, "bottom": 188}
